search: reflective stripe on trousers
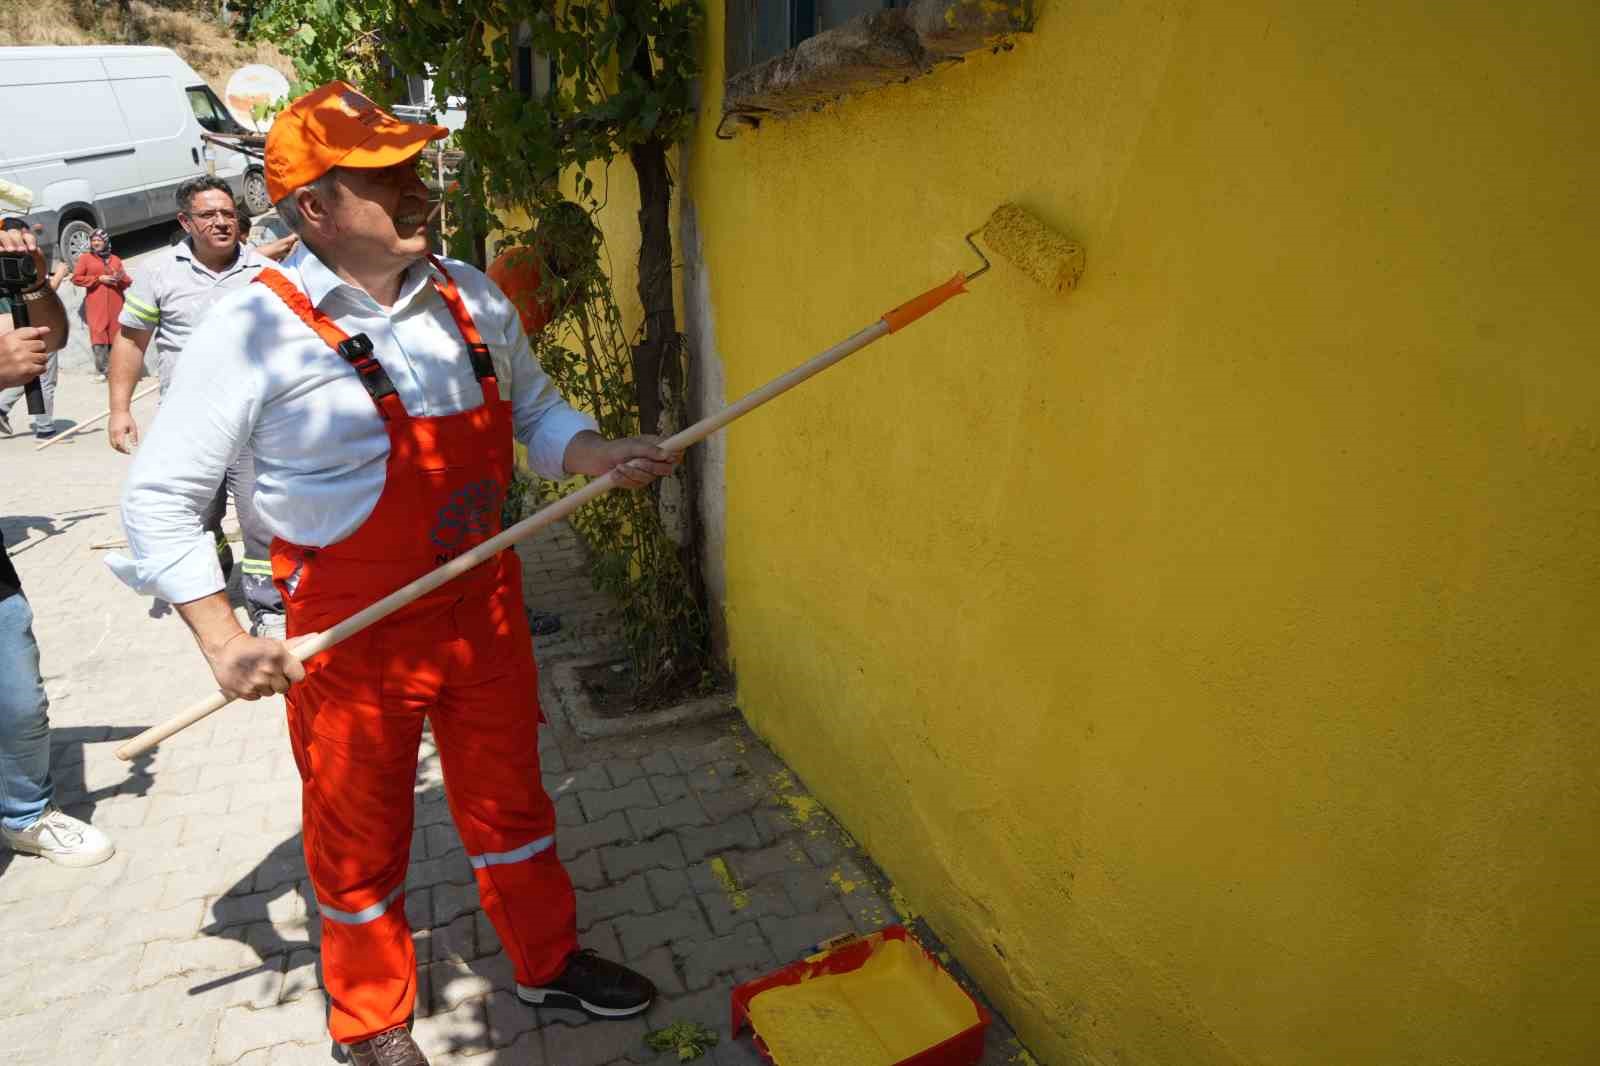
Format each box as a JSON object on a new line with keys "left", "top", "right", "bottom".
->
{"left": 467, "top": 833, "right": 555, "bottom": 871}
{"left": 319, "top": 883, "right": 405, "bottom": 926}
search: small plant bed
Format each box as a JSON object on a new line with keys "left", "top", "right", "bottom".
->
{"left": 546, "top": 654, "right": 736, "bottom": 740}
{"left": 574, "top": 657, "right": 642, "bottom": 719}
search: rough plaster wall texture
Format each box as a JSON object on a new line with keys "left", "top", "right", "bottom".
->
{"left": 676, "top": 183, "right": 732, "bottom": 662}
{"left": 685, "top": 2, "right": 1600, "bottom": 1065}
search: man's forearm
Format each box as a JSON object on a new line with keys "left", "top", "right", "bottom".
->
{"left": 562, "top": 430, "right": 613, "bottom": 477}
{"left": 561, "top": 429, "right": 680, "bottom": 487}
{"left": 175, "top": 591, "right": 247, "bottom": 661}
{"left": 108, "top": 331, "right": 149, "bottom": 411}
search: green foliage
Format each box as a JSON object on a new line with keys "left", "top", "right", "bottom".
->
{"left": 382, "top": 0, "right": 702, "bottom": 215}
{"left": 248, "top": 0, "right": 397, "bottom": 99}
{"left": 645, "top": 1020, "right": 720, "bottom": 1061}
{"left": 528, "top": 202, "right": 713, "bottom": 706}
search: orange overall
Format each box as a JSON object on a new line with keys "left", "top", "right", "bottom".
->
{"left": 260, "top": 261, "right": 577, "bottom": 1043}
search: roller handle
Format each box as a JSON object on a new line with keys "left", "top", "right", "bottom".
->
{"left": 882, "top": 273, "right": 967, "bottom": 333}
{"left": 116, "top": 269, "right": 976, "bottom": 762}
{"left": 115, "top": 689, "right": 231, "bottom": 759}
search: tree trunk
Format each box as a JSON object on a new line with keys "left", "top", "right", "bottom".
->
{"left": 628, "top": 136, "right": 674, "bottom": 439}
{"left": 623, "top": 22, "right": 712, "bottom": 685}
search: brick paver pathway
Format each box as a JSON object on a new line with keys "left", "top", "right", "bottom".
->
{"left": 0, "top": 372, "right": 1033, "bottom": 1064}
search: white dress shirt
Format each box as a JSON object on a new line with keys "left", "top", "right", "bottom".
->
{"left": 108, "top": 243, "right": 595, "bottom": 606}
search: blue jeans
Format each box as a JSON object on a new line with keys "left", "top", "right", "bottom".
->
{"left": 0, "top": 593, "right": 52, "bottom": 832}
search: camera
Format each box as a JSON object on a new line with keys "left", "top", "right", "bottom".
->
{"left": 1, "top": 215, "right": 49, "bottom": 416}
{"left": 0, "top": 216, "right": 39, "bottom": 291}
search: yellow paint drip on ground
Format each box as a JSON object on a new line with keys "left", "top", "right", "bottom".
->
{"left": 747, "top": 939, "right": 979, "bottom": 1066}
{"left": 782, "top": 794, "right": 823, "bottom": 825}
{"left": 709, "top": 857, "right": 750, "bottom": 910}
{"left": 829, "top": 870, "right": 859, "bottom": 895}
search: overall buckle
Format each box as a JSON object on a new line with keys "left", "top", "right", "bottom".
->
{"left": 466, "top": 342, "right": 495, "bottom": 381}
{"left": 337, "top": 333, "right": 399, "bottom": 408}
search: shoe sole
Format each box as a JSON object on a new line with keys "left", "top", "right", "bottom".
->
{"left": 515, "top": 985, "right": 652, "bottom": 1018}
{"left": 3, "top": 839, "right": 115, "bottom": 868}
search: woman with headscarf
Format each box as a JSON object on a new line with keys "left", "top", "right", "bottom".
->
{"left": 72, "top": 228, "right": 130, "bottom": 381}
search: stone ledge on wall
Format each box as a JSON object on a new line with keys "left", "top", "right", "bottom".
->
{"left": 720, "top": 0, "right": 1033, "bottom": 136}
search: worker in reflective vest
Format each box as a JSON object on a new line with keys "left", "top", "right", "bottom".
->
{"left": 111, "top": 82, "right": 673, "bottom": 1066}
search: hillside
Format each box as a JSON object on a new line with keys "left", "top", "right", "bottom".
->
{"left": 0, "top": 0, "right": 292, "bottom": 93}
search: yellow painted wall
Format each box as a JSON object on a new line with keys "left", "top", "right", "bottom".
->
{"left": 664, "top": 1, "right": 1600, "bottom": 1063}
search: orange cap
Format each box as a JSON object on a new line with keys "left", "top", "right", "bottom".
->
{"left": 264, "top": 81, "right": 448, "bottom": 203}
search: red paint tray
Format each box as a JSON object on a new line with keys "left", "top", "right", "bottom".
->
{"left": 730, "top": 925, "right": 992, "bottom": 1066}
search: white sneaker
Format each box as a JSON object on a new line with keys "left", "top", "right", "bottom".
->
{"left": 2, "top": 807, "right": 116, "bottom": 867}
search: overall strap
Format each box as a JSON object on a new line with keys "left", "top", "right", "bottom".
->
{"left": 426, "top": 255, "right": 499, "bottom": 404}
{"left": 253, "top": 268, "right": 405, "bottom": 420}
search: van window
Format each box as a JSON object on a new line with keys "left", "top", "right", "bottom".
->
{"left": 115, "top": 76, "right": 187, "bottom": 140}
{"left": 0, "top": 79, "right": 126, "bottom": 161}
{"left": 187, "top": 85, "right": 244, "bottom": 134}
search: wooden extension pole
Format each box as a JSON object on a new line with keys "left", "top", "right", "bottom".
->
{"left": 36, "top": 382, "right": 160, "bottom": 451}
{"left": 114, "top": 315, "right": 904, "bottom": 761}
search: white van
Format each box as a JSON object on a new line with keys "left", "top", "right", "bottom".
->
{"left": 0, "top": 46, "right": 272, "bottom": 265}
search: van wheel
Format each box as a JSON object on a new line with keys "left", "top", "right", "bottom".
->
{"left": 59, "top": 218, "right": 95, "bottom": 262}
{"left": 243, "top": 169, "right": 272, "bottom": 217}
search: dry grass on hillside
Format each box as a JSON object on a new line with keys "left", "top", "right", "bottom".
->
{"left": 0, "top": 0, "right": 292, "bottom": 92}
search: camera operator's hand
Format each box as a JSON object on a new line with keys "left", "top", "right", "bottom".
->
{"left": 0, "top": 324, "right": 51, "bottom": 388}
{"left": 0, "top": 223, "right": 47, "bottom": 289}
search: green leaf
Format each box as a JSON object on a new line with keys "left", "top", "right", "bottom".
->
{"left": 645, "top": 1020, "right": 719, "bottom": 1061}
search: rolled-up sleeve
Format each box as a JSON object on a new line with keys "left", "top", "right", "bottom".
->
{"left": 492, "top": 287, "right": 595, "bottom": 479}
{"left": 105, "top": 301, "right": 261, "bottom": 603}
{"left": 119, "top": 264, "right": 162, "bottom": 333}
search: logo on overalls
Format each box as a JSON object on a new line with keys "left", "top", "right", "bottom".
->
{"left": 431, "top": 479, "right": 503, "bottom": 560}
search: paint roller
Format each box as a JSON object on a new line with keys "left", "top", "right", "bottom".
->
{"left": 0, "top": 178, "right": 34, "bottom": 212}
{"left": 115, "top": 204, "right": 1082, "bottom": 760}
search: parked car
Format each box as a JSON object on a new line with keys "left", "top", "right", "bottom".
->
{"left": 0, "top": 45, "right": 273, "bottom": 266}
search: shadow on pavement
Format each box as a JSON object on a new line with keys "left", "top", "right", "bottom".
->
{"left": 0, "top": 509, "right": 108, "bottom": 559}
{"left": 185, "top": 741, "right": 605, "bottom": 1062}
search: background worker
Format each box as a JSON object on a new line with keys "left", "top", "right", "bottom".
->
{"left": 106, "top": 177, "right": 296, "bottom": 636}
{"left": 109, "top": 82, "right": 669, "bottom": 1066}
{"left": 0, "top": 221, "right": 115, "bottom": 866}
{"left": 72, "top": 228, "right": 130, "bottom": 382}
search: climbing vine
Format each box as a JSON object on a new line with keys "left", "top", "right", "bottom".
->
{"left": 248, "top": 0, "right": 398, "bottom": 95}
{"left": 526, "top": 205, "right": 711, "bottom": 703}
{"left": 251, "top": 0, "right": 715, "bottom": 706}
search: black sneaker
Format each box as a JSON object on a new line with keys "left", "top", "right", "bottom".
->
{"left": 516, "top": 949, "right": 655, "bottom": 1017}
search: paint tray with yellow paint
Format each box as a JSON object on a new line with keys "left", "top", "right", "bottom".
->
{"left": 730, "top": 926, "right": 992, "bottom": 1066}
